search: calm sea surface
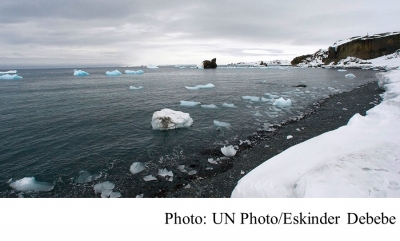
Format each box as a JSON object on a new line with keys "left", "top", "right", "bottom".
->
{"left": 0, "top": 66, "right": 377, "bottom": 197}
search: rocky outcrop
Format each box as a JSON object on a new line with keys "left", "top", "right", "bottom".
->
{"left": 203, "top": 58, "right": 217, "bottom": 69}
{"left": 291, "top": 32, "right": 400, "bottom": 66}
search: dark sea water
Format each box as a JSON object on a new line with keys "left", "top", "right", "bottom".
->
{"left": 0, "top": 66, "right": 378, "bottom": 197}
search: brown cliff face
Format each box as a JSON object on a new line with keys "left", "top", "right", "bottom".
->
{"left": 291, "top": 32, "right": 400, "bottom": 65}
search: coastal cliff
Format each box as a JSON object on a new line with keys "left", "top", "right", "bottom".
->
{"left": 291, "top": 32, "right": 400, "bottom": 66}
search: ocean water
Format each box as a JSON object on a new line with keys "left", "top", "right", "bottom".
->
{"left": 0, "top": 66, "right": 377, "bottom": 197}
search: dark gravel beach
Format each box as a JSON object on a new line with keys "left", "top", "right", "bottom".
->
{"left": 167, "top": 80, "right": 384, "bottom": 198}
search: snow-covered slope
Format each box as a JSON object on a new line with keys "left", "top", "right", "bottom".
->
{"left": 231, "top": 70, "right": 400, "bottom": 198}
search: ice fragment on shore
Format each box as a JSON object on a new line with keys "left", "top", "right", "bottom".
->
{"left": 130, "top": 162, "right": 146, "bottom": 174}
{"left": 213, "top": 120, "right": 231, "bottom": 127}
{"left": 180, "top": 100, "right": 201, "bottom": 107}
{"left": 0, "top": 74, "right": 23, "bottom": 80}
{"left": 143, "top": 175, "right": 157, "bottom": 181}
{"left": 125, "top": 70, "right": 144, "bottom": 74}
{"left": 9, "top": 177, "right": 54, "bottom": 192}
{"left": 201, "top": 104, "right": 218, "bottom": 109}
{"left": 188, "top": 170, "right": 197, "bottom": 175}
{"left": 177, "top": 165, "right": 187, "bottom": 173}
{"left": 273, "top": 97, "right": 292, "bottom": 107}
{"left": 73, "top": 69, "right": 89, "bottom": 76}
{"left": 94, "top": 181, "right": 120, "bottom": 198}
{"left": 158, "top": 168, "right": 173, "bottom": 177}
{"left": 242, "top": 96, "right": 260, "bottom": 101}
{"left": 222, "top": 103, "right": 237, "bottom": 108}
{"left": 151, "top": 108, "right": 193, "bottom": 130}
{"left": 287, "top": 135, "right": 293, "bottom": 139}
{"left": 345, "top": 73, "right": 356, "bottom": 78}
{"left": 106, "top": 70, "right": 122, "bottom": 76}
{"left": 185, "top": 83, "right": 215, "bottom": 90}
{"left": 208, "top": 158, "right": 219, "bottom": 164}
{"left": 136, "top": 194, "right": 144, "bottom": 198}
{"left": 129, "top": 86, "right": 143, "bottom": 90}
{"left": 221, "top": 145, "right": 237, "bottom": 157}
{"left": 75, "top": 170, "right": 95, "bottom": 183}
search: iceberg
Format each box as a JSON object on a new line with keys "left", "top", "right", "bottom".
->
{"left": 222, "top": 103, "right": 237, "bottom": 108}
{"left": 180, "top": 100, "right": 201, "bottom": 107}
{"left": 151, "top": 108, "right": 193, "bottom": 130}
{"left": 185, "top": 83, "right": 215, "bottom": 90}
{"left": 125, "top": 70, "right": 144, "bottom": 74}
{"left": 106, "top": 70, "right": 122, "bottom": 76}
{"left": 213, "top": 120, "right": 231, "bottom": 127}
{"left": 0, "top": 70, "right": 17, "bottom": 74}
{"left": 129, "top": 86, "right": 143, "bottom": 90}
{"left": 242, "top": 96, "right": 260, "bottom": 101}
{"left": 73, "top": 69, "right": 89, "bottom": 76}
{"left": 9, "top": 177, "right": 54, "bottom": 192}
{"left": 345, "top": 73, "right": 356, "bottom": 78}
{"left": 273, "top": 97, "right": 292, "bottom": 107}
{"left": 0, "top": 74, "right": 23, "bottom": 80}
{"left": 221, "top": 145, "right": 237, "bottom": 157}
{"left": 130, "top": 162, "right": 146, "bottom": 174}
{"left": 201, "top": 104, "right": 218, "bottom": 109}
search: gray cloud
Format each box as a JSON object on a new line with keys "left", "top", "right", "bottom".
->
{"left": 0, "top": 0, "right": 399, "bottom": 68}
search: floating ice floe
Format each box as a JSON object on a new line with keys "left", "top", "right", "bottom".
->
{"left": 146, "top": 65, "right": 159, "bottom": 69}
{"left": 265, "top": 93, "right": 279, "bottom": 99}
{"left": 222, "top": 103, "right": 237, "bottom": 108}
{"left": 75, "top": 170, "right": 96, "bottom": 183}
{"left": 9, "top": 177, "right": 54, "bottom": 192}
{"left": 177, "top": 165, "right": 187, "bottom": 173}
{"left": 125, "top": 70, "right": 144, "bottom": 74}
{"left": 208, "top": 158, "right": 219, "bottom": 165}
{"left": 73, "top": 69, "right": 89, "bottom": 76}
{"left": 106, "top": 70, "right": 122, "bottom": 76}
{"left": 337, "top": 69, "right": 347, "bottom": 72}
{"left": 185, "top": 83, "right": 215, "bottom": 90}
{"left": 0, "top": 74, "right": 23, "bottom": 80}
{"left": 158, "top": 168, "right": 173, "bottom": 177}
{"left": 0, "top": 70, "right": 17, "bottom": 74}
{"left": 130, "top": 162, "right": 146, "bottom": 174}
{"left": 151, "top": 108, "right": 193, "bottom": 130}
{"left": 273, "top": 97, "right": 292, "bottom": 107}
{"left": 143, "top": 175, "right": 157, "bottom": 181}
{"left": 93, "top": 181, "right": 121, "bottom": 198}
{"left": 287, "top": 135, "right": 293, "bottom": 139}
{"left": 345, "top": 73, "right": 356, "bottom": 78}
{"left": 221, "top": 145, "right": 237, "bottom": 157}
{"left": 213, "top": 120, "right": 231, "bottom": 127}
{"left": 129, "top": 86, "right": 143, "bottom": 90}
{"left": 242, "top": 96, "right": 260, "bottom": 101}
{"left": 180, "top": 100, "right": 201, "bottom": 107}
{"left": 201, "top": 104, "right": 218, "bottom": 109}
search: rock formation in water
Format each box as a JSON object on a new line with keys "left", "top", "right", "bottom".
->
{"left": 203, "top": 58, "right": 217, "bottom": 69}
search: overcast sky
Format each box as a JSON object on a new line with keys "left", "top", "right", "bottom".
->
{"left": 1, "top": 0, "right": 399, "bottom": 68}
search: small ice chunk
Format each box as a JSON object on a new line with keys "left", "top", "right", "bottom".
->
{"left": 136, "top": 194, "right": 144, "bottom": 198}
{"left": 201, "top": 104, "right": 218, "bottom": 109}
{"left": 75, "top": 170, "right": 94, "bottom": 183}
{"left": 125, "top": 70, "right": 144, "bottom": 74}
{"left": 240, "top": 170, "right": 245, "bottom": 175}
{"left": 93, "top": 181, "right": 115, "bottom": 194}
{"left": 180, "top": 100, "right": 201, "bottom": 107}
{"left": 143, "top": 175, "right": 157, "bottom": 181}
{"left": 265, "top": 93, "right": 279, "bottom": 99}
{"left": 106, "top": 70, "right": 122, "bottom": 76}
{"left": 109, "top": 192, "right": 122, "bottom": 198}
{"left": 222, "top": 103, "right": 237, "bottom": 108}
{"left": 337, "top": 69, "right": 347, "bottom": 72}
{"left": 9, "top": 177, "right": 53, "bottom": 192}
{"left": 188, "top": 170, "right": 197, "bottom": 175}
{"left": 184, "top": 184, "right": 191, "bottom": 189}
{"left": 151, "top": 108, "right": 193, "bottom": 130}
{"left": 146, "top": 65, "right": 159, "bottom": 69}
{"left": 208, "top": 158, "right": 219, "bottom": 165}
{"left": 287, "top": 135, "right": 293, "bottom": 139}
{"left": 0, "top": 70, "right": 17, "bottom": 74}
{"left": 73, "top": 69, "right": 89, "bottom": 76}
{"left": 221, "top": 145, "right": 237, "bottom": 157}
{"left": 345, "top": 73, "right": 356, "bottom": 78}
{"left": 185, "top": 83, "right": 215, "bottom": 90}
{"left": 129, "top": 86, "right": 143, "bottom": 90}
{"left": 130, "top": 162, "right": 145, "bottom": 174}
{"left": 158, "top": 168, "right": 173, "bottom": 177}
{"left": 0, "top": 74, "right": 23, "bottom": 80}
{"left": 242, "top": 96, "right": 260, "bottom": 101}
{"left": 213, "top": 120, "right": 231, "bottom": 127}
{"left": 273, "top": 97, "right": 292, "bottom": 107}
{"left": 177, "top": 165, "right": 187, "bottom": 173}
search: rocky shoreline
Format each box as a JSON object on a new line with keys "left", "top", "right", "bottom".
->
{"left": 167, "top": 80, "right": 384, "bottom": 198}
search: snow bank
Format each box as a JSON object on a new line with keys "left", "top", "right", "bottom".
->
{"left": 185, "top": 83, "right": 215, "bottom": 90}
{"left": 129, "top": 86, "right": 143, "bottom": 90}
{"left": 273, "top": 97, "right": 292, "bottom": 107}
{"left": 151, "top": 108, "right": 193, "bottom": 130}
{"left": 125, "top": 70, "right": 144, "bottom": 74}
{"left": 180, "top": 100, "right": 201, "bottom": 107}
{"left": 0, "top": 74, "right": 23, "bottom": 80}
{"left": 9, "top": 177, "right": 53, "bottom": 192}
{"left": 106, "top": 70, "right": 122, "bottom": 76}
{"left": 73, "top": 69, "right": 89, "bottom": 76}
{"left": 232, "top": 70, "right": 400, "bottom": 198}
